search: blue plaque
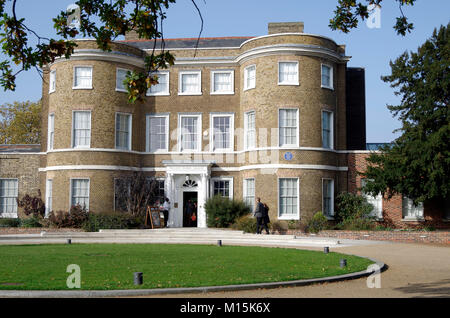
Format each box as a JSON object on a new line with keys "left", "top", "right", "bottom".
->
{"left": 284, "top": 152, "right": 293, "bottom": 161}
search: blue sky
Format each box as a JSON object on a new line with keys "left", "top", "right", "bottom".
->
{"left": 1, "top": 0, "right": 449, "bottom": 142}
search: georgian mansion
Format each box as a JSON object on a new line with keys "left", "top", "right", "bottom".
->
{"left": 0, "top": 22, "right": 448, "bottom": 228}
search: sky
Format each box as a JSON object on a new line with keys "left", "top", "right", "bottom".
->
{"left": 1, "top": 0, "right": 449, "bottom": 143}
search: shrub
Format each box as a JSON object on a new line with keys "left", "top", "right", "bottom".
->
{"left": 20, "top": 216, "right": 43, "bottom": 228}
{"left": 47, "top": 205, "right": 89, "bottom": 228}
{"left": 0, "top": 218, "right": 21, "bottom": 228}
{"left": 231, "top": 215, "right": 257, "bottom": 233}
{"left": 82, "top": 213, "right": 144, "bottom": 232}
{"left": 306, "top": 212, "right": 329, "bottom": 233}
{"left": 335, "top": 192, "right": 376, "bottom": 230}
{"left": 16, "top": 190, "right": 45, "bottom": 218}
{"left": 271, "top": 221, "right": 288, "bottom": 233}
{"left": 205, "top": 195, "right": 250, "bottom": 228}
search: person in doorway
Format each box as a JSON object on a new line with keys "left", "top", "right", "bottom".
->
{"left": 253, "top": 197, "right": 265, "bottom": 234}
{"left": 162, "top": 197, "right": 170, "bottom": 228}
{"left": 186, "top": 200, "right": 194, "bottom": 227}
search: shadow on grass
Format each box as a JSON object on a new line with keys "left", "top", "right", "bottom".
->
{"left": 394, "top": 279, "right": 450, "bottom": 298}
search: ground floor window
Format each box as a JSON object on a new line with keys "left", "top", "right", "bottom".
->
{"left": 322, "top": 179, "right": 334, "bottom": 218}
{"left": 402, "top": 197, "right": 424, "bottom": 219}
{"left": 243, "top": 178, "right": 255, "bottom": 212}
{"left": 212, "top": 179, "right": 232, "bottom": 199}
{"left": 361, "top": 178, "right": 383, "bottom": 219}
{"left": 278, "top": 178, "right": 299, "bottom": 219}
{"left": 71, "top": 179, "right": 90, "bottom": 211}
{"left": 45, "top": 179, "right": 53, "bottom": 217}
{"left": 0, "top": 179, "right": 18, "bottom": 217}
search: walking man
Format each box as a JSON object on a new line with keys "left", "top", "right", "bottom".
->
{"left": 163, "top": 197, "right": 170, "bottom": 228}
{"left": 253, "top": 197, "right": 265, "bottom": 234}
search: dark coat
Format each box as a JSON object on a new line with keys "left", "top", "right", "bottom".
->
{"left": 254, "top": 202, "right": 264, "bottom": 218}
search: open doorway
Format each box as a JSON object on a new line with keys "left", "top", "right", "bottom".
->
{"left": 183, "top": 192, "right": 198, "bottom": 227}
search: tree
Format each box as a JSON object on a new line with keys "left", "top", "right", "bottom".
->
{"left": 361, "top": 23, "right": 450, "bottom": 204}
{"left": 330, "top": 0, "right": 416, "bottom": 35}
{"left": 0, "top": 0, "right": 202, "bottom": 103}
{"left": 0, "top": 100, "right": 41, "bottom": 144}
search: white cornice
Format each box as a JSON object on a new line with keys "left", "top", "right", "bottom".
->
{"left": 50, "top": 49, "right": 145, "bottom": 68}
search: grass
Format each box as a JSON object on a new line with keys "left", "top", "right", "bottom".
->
{"left": 0, "top": 244, "right": 373, "bottom": 290}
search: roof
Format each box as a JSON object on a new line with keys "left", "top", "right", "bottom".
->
{"left": 119, "top": 36, "right": 255, "bottom": 50}
{"left": 0, "top": 144, "right": 41, "bottom": 153}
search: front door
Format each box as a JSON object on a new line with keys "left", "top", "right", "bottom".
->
{"left": 183, "top": 192, "right": 198, "bottom": 227}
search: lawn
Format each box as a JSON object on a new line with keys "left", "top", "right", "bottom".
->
{"left": 0, "top": 244, "right": 373, "bottom": 290}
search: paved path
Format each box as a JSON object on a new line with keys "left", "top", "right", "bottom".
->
{"left": 136, "top": 243, "right": 450, "bottom": 298}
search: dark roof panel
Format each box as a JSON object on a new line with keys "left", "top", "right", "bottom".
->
{"left": 0, "top": 145, "right": 41, "bottom": 153}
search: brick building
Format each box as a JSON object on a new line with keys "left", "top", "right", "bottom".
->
{"left": 0, "top": 22, "right": 448, "bottom": 228}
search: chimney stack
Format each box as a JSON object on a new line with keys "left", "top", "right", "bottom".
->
{"left": 268, "top": 22, "right": 304, "bottom": 34}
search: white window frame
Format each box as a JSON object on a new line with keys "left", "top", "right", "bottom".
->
{"left": 45, "top": 179, "right": 53, "bottom": 217}
{"left": 322, "top": 178, "right": 335, "bottom": 219}
{"left": 244, "top": 111, "right": 256, "bottom": 150}
{"left": 402, "top": 197, "right": 424, "bottom": 221}
{"left": 210, "top": 113, "right": 234, "bottom": 152}
{"left": 47, "top": 113, "right": 55, "bottom": 151}
{"left": 146, "top": 113, "right": 170, "bottom": 153}
{"left": 0, "top": 178, "right": 19, "bottom": 218}
{"left": 210, "top": 177, "right": 233, "bottom": 199}
{"left": 49, "top": 70, "right": 56, "bottom": 93}
{"left": 70, "top": 178, "right": 90, "bottom": 211}
{"left": 116, "top": 68, "right": 130, "bottom": 93}
{"left": 278, "top": 61, "right": 299, "bottom": 86}
{"left": 322, "top": 110, "right": 334, "bottom": 150}
{"left": 146, "top": 71, "right": 170, "bottom": 96}
{"left": 321, "top": 63, "right": 334, "bottom": 90}
{"left": 72, "top": 110, "right": 92, "bottom": 149}
{"left": 178, "top": 70, "right": 202, "bottom": 96}
{"left": 178, "top": 113, "right": 202, "bottom": 152}
{"left": 210, "top": 69, "right": 234, "bottom": 95}
{"left": 243, "top": 178, "right": 255, "bottom": 212}
{"left": 278, "top": 178, "right": 300, "bottom": 220}
{"left": 243, "top": 64, "right": 256, "bottom": 91}
{"left": 73, "top": 66, "right": 93, "bottom": 90}
{"left": 361, "top": 178, "right": 383, "bottom": 220}
{"left": 115, "top": 112, "right": 132, "bottom": 151}
{"left": 278, "top": 108, "right": 299, "bottom": 147}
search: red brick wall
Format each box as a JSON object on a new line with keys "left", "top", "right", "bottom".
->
{"left": 347, "top": 152, "right": 449, "bottom": 229}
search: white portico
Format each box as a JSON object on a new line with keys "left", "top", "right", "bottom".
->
{"left": 163, "top": 160, "right": 214, "bottom": 228}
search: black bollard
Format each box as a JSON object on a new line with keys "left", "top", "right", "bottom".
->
{"left": 324, "top": 246, "right": 329, "bottom": 254}
{"left": 217, "top": 240, "right": 222, "bottom": 247}
{"left": 340, "top": 259, "right": 347, "bottom": 268}
{"left": 134, "top": 272, "right": 143, "bottom": 285}
{"left": 67, "top": 238, "right": 72, "bottom": 244}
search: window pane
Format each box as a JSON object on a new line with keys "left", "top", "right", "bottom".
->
{"left": 245, "top": 66, "right": 255, "bottom": 89}
{"left": 279, "top": 62, "right": 298, "bottom": 84}
{"left": 402, "top": 197, "right": 424, "bottom": 218}
{"left": 213, "top": 72, "right": 232, "bottom": 92}
{"left": 0, "top": 179, "right": 18, "bottom": 214}
{"left": 149, "top": 73, "right": 168, "bottom": 94}
{"left": 74, "top": 67, "right": 92, "bottom": 88}
{"left": 279, "top": 178, "right": 298, "bottom": 217}
{"left": 322, "top": 65, "right": 331, "bottom": 87}
{"left": 181, "top": 116, "right": 198, "bottom": 150}
{"left": 181, "top": 73, "right": 199, "bottom": 93}
{"left": 245, "top": 112, "right": 256, "bottom": 149}
{"left": 116, "top": 114, "right": 130, "bottom": 149}
{"left": 116, "top": 69, "right": 128, "bottom": 91}
{"left": 361, "top": 178, "right": 382, "bottom": 218}
{"left": 73, "top": 112, "right": 91, "bottom": 147}
{"left": 149, "top": 116, "right": 167, "bottom": 152}
{"left": 213, "top": 116, "right": 231, "bottom": 149}
{"left": 214, "top": 180, "right": 230, "bottom": 198}
{"left": 71, "top": 179, "right": 89, "bottom": 210}
{"left": 322, "top": 111, "right": 332, "bottom": 149}
{"left": 279, "top": 109, "right": 297, "bottom": 146}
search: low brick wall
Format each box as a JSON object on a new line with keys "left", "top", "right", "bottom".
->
{"left": 285, "top": 230, "right": 450, "bottom": 244}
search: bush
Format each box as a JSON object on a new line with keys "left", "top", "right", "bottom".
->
{"left": 20, "top": 216, "right": 43, "bottom": 228}
{"left": 271, "top": 221, "right": 288, "bottom": 233}
{"left": 0, "top": 218, "right": 21, "bottom": 228}
{"left": 205, "top": 196, "right": 251, "bottom": 228}
{"left": 231, "top": 215, "right": 257, "bottom": 233}
{"left": 16, "top": 190, "right": 45, "bottom": 218}
{"left": 335, "top": 192, "right": 376, "bottom": 230}
{"left": 46, "top": 205, "right": 89, "bottom": 228}
{"left": 82, "top": 213, "right": 144, "bottom": 232}
{"left": 306, "top": 212, "right": 329, "bottom": 233}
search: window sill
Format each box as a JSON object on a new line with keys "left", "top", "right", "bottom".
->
{"left": 278, "top": 216, "right": 300, "bottom": 221}
{"left": 321, "top": 85, "right": 334, "bottom": 91}
{"left": 278, "top": 82, "right": 299, "bottom": 86}
{"left": 115, "top": 88, "right": 127, "bottom": 93}
{"left": 178, "top": 92, "right": 202, "bottom": 96}
{"left": 402, "top": 217, "right": 425, "bottom": 222}
{"left": 210, "top": 91, "right": 235, "bottom": 95}
{"left": 0, "top": 213, "right": 18, "bottom": 219}
{"left": 72, "top": 87, "right": 93, "bottom": 90}
{"left": 243, "top": 87, "right": 255, "bottom": 92}
{"left": 49, "top": 90, "right": 56, "bottom": 94}
{"left": 146, "top": 93, "right": 170, "bottom": 97}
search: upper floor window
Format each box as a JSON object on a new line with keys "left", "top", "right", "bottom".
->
{"left": 279, "top": 108, "right": 299, "bottom": 147}
{"left": 211, "top": 70, "right": 234, "bottom": 95}
{"left": 278, "top": 61, "right": 299, "bottom": 85}
{"left": 116, "top": 68, "right": 129, "bottom": 92}
{"left": 244, "top": 65, "right": 256, "bottom": 91}
{"left": 47, "top": 113, "right": 54, "bottom": 151}
{"left": 72, "top": 111, "right": 91, "bottom": 148}
{"left": 322, "top": 110, "right": 334, "bottom": 149}
{"left": 322, "top": 179, "right": 334, "bottom": 218}
{"left": 244, "top": 111, "right": 256, "bottom": 150}
{"left": 179, "top": 114, "right": 202, "bottom": 152}
{"left": 49, "top": 70, "right": 56, "bottom": 93}
{"left": 210, "top": 113, "right": 234, "bottom": 152}
{"left": 73, "top": 66, "right": 93, "bottom": 89}
{"left": 147, "top": 71, "right": 170, "bottom": 96}
{"left": 115, "top": 113, "right": 132, "bottom": 150}
{"left": 0, "top": 179, "right": 18, "bottom": 217}
{"left": 179, "top": 70, "right": 201, "bottom": 95}
{"left": 321, "top": 64, "right": 333, "bottom": 90}
{"left": 147, "top": 114, "right": 169, "bottom": 152}
{"left": 402, "top": 197, "right": 424, "bottom": 220}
